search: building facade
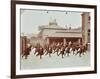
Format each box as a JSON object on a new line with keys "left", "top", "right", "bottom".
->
{"left": 81, "top": 13, "right": 90, "bottom": 45}
{"left": 38, "top": 19, "right": 82, "bottom": 45}
{"left": 20, "top": 36, "right": 30, "bottom": 54}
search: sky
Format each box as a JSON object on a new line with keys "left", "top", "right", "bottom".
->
{"left": 21, "top": 9, "right": 82, "bottom": 34}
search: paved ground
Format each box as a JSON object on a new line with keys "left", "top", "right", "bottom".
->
{"left": 21, "top": 51, "right": 90, "bottom": 70}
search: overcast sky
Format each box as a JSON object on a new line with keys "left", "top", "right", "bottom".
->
{"left": 21, "top": 9, "right": 82, "bottom": 34}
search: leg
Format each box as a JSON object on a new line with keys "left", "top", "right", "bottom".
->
{"left": 75, "top": 51, "right": 79, "bottom": 56}
{"left": 40, "top": 55, "right": 42, "bottom": 59}
{"left": 45, "top": 52, "right": 48, "bottom": 55}
{"left": 49, "top": 53, "right": 51, "bottom": 57}
{"left": 67, "top": 53, "right": 69, "bottom": 56}
{"left": 52, "top": 50, "right": 54, "bottom": 54}
{"left": 57, "top": 51, "right": 61, "bottom": 56}
{"left": 62, "top": 54, "right": 64, "bottom": 58}
{"left": 67, "top": 51, "right": 70, "bottom": 56}
{"left": 79, "top": 52, "right": 82, "bottom": 57}
{"left": 82, "top": 52, "right": 85, "bottom": 55}
{"left": 36, "top": 53, "right": 39, "bottom": 56}
{"left": 34, "top": 51, "right": 37, "bottom": 55}
{"left": 57, "top": 51, "right": 59, "bottom": 56}
{"left": 25, "top": 55, "right": 28, "bottom": 59}
{"left": 73, "top": 50, "right": 75, "bottom": 55}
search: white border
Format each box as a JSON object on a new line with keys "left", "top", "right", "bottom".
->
{"left": 16, "top": 4, "right": 95, "bottom": 75}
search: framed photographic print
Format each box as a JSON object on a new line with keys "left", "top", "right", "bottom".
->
{"left": 11, "top": 0, "right": 97, "bottom": 79}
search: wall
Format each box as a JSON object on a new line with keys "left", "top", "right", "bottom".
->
{"left": 0, "top": 0, "right": 100, "bottom": 79}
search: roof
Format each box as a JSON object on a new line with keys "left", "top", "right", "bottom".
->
{"left": 38, "top": 19, "right": 65, "bottom": 30}
{"left": 47, "top": 32, "right": 82, "bottom": 38}
{"left": 38, "top": 19, "right": 82, "bottom": 32}
{"left": 39, "top": 25, "right": 65, "bottom": 30}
